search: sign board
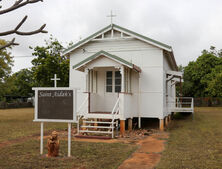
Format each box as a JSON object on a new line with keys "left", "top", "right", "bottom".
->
{"left": 33, "top": 88, "right": 77, "bottom": 123}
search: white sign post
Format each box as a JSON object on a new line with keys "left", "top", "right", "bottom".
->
{"left": 40, "top": 122, "right": 44, "bottom": 155}
{"left": 34, "top": 74, "right": 76, "bottom": 157}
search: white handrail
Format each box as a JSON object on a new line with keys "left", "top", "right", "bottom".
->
{"left": 111, "top": 97, "right": 120, "bottom": 138}
{"left": 111, "top": 97, "right": 120, "bottom": 115}
{"left": 172, "top": 97, "right": 194, "bottom": 109}
{"left": 76, "top": 94, "right": 89, "bottom": 135}
{"left": 77, "top": 95, "right": 88, "bottom": 114}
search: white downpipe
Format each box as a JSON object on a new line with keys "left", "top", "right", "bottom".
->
{"left": 121, "top": 66, "right": 125, "bottom": 93}
{"left": 138, "top": 74, "right": 141, "bottom": 128}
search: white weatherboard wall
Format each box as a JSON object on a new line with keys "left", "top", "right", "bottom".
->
{"left": 69, "top": 38, "right": 165, "bottom": 119}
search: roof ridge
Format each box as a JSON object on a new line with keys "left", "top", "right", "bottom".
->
{"left": 112, "top": 24, "right": 172, "bottom": 50}
{"left": 62, "top": 25, "right": 112, "bottom": 54}
{"left": 62, "top": 24, "right": 172, "bottom": 56}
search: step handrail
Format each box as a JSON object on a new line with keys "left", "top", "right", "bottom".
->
{"left": 77, "top": 95, "right": 88, "bottom": 115}
{"left": 111, "top": 97, "right": 120, "bottom": 138}
{"left": 77, "top": 94, "right": 89, "bottom": 135}
{"left": 111, "top": 97, "right": 120, "bottom": 115}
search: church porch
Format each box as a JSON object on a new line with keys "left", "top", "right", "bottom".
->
{"left": 73, "top": 51, "right": 141, "bottom": 137}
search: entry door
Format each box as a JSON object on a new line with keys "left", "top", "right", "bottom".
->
{"left": 93, "top": 70, "right": 117, "bottom": 112}
{"left": 104, "top": 70, "right": 119, "bottom": 112}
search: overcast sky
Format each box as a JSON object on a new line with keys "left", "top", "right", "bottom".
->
{"left": 1, "top": 0, "right": 222, "bottom": 73}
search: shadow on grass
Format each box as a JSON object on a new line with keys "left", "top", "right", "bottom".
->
{"left": 166, "top": 112, "right": 194, "bottom": 131}
{"left": 173, "top": 112, "right": 193, "bottom": 120}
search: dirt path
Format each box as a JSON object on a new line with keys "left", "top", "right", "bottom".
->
{"left": 118, "top": 132, "right": 169, "bottom": 169}
{"left": 0, "top": 131, "right": 52, "bottom": 148}
{"left": 0, "top": 135, "right": 38, "bottom": 148}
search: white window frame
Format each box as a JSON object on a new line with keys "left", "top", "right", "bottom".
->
{"left": 105, "top": 70, "right": 122, "bottom": 93}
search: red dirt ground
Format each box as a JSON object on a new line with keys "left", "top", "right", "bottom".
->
{"left": 118, "top": 132, "right": 169, "bottom": 169}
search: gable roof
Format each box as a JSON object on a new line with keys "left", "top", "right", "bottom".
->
{"left": 73, "top": 50, "right": 141, "bottom": 72}
{"left": 62, "top": 24, "right": 172, "bottom": 56}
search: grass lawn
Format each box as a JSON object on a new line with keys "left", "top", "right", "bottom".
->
{"left": 0, "top": 108, "right": 67, "bottom": 142}
{"left": 0, "top": 108, "right": 137, "bottom": 169}
{"left": 157, "top": 107, "right": 222, "bottom": 169}
{"left": 0, "top": 139, "right": 136, "bottom": 169}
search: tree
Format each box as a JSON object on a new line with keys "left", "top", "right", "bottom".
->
{"left": 31, "top": 37, "right": 69, "bottom": 87}
{"left": 182, "top": 47, "right": 222, "bottom": 97}
{"left": 0, "top": 39, "right": 14, "bottom": 100}
{"left": 0, "top": 68, "right": 34, "bottom": 101}
{"left": 12, "top": 68, "right": 34, "bottom": 96}
{"left": 0, "top": 0, "right": 47, "bottom": 50}
{"left": 202, "top": 46, "right": 222, "bottom": 57}
{"left": 205, "top": 65, "right": 222, "bottom": 97}
{"left": 0, "top": 39, "right": 13, "bottom": 82}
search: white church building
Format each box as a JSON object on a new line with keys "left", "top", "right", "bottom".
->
{"left": 63, "top": 24, "right": 193, "bottom": 137}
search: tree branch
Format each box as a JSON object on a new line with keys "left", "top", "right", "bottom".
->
{"left": 0, "top": 0, "right": 43, "bottom": 15}
{"left": 0, "top": 15, "right": 48, "bottom": 36}
{"left": 0, "top": 0, "right": 47, "bottom": 50}
{"left": 0, "top": 38, "right": 19, "bottom": 50}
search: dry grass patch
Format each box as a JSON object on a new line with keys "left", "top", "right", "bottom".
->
{"left": 0, "top": 139, "right": 136, "bottom": 169}
{"left": 0, "top": 108, "right": 67, "bottom": 142}
{"left": 0, "top": 108, "right": 137, "bottom": 169}
{"left": 157, "top": 107, "right": 222, "bottom": 169}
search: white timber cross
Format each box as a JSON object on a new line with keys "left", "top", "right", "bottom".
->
{"left": 51, "top": 74, "right": 60, "bottom": 87}
{"left": 107, "top": 10, "right": 116, "bottom": 25}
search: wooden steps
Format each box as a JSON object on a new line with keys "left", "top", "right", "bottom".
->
{"left": 77, "top": 117, "right": 118, "bottom": 138}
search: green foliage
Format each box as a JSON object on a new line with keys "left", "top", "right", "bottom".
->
{"left": 0, "top": 40, "right": 14, "bottom": 100}
{"left": 182, "top": 47, "right": 222, "bottom": 97}
{"left": 0, "top": 69, "right": 34, "bottom": 99}
{"left": 31, "top": 36, "right": 69, "bottom": 87}
{"left": 0, "top": 39, "right": 14, "bottom": 81}
{"left": 202, "top": 45, "right": 222, "bottom": 57}
{"left": 0, "top": 36, "right": 70, "bottom": 101}
{"left": 11, "top": 69, "right": 34, "bottom": 96}
{"left": 205, "top": 65, "right": 222, "bottom": 96}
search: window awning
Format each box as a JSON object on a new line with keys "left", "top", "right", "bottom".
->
{"left": 73, "top": 50, "right": 141, "bottom": 73}
{"left": 166, "top": 70, "right": 183, "bottom": 83}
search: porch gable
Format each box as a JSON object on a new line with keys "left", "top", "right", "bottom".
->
{"left": 72, "top": 50, "right": 141, "bottom": 72}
